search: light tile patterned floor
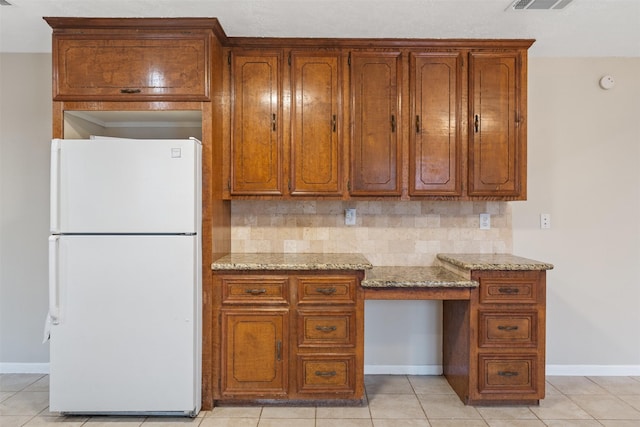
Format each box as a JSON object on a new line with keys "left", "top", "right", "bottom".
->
{"left": 1, "top": 374, "right": 640, "bottom": 426}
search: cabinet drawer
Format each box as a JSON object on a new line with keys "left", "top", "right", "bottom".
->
{"left": 297, "top": 355, "right": 355, "bottom": 393}
{"left": 478, "top": 355, "right": 538, "bottom": 394}
{"left": 478, "top": 311, "right": 538, "bottom": 348}
{"left": 297, "top": 277, "right": 356, "bottom": 305}
{"left": 221, "top": 277, "right": 288, "bottom": 305}
{"left": 297, "top": 310, "right": 355, "bottom": 348}
{"left": 479, "top": 277, "right": 540, "bottom": 304}
{"left": 53, "top": 35, "right": 209, "bottom": 101}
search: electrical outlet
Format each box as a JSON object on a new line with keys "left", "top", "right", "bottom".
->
{"left": 540, "top": 213, "right": 551, "bottom": 229}
{"left": 479, "top": 213, "right": 491, "bottom": 230}
{"left": 345, "top": 208, "right": 356, "bottom": 226}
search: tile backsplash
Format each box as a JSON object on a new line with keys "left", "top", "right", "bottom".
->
{"left": 231, "top": 201, "right": 512, "bottom": 266}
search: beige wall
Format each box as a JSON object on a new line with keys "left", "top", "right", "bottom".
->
{"left": 513, "top": 58, "right": 640, "bottom": 371}
{"left": 1, "top": 53, "right": 639, "bottom": 374}
{"left": 0, "top": 54, "right": 51, "bottom": 367}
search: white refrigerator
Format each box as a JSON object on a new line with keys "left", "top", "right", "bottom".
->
{"left": 47, "top": 137, "right": 202, "bottom": 416}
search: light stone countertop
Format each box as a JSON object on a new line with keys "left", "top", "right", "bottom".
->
{"left": 437, "top": 253, "right": 554, "bottom": 271}
{"left": 211, "top": 253, "right": 373, "bottom": 271}
{"left": 361, "top": 266, "right": 477, "bottom": 288}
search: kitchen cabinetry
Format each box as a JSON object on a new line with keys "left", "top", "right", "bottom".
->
{"left": 224, "top": 40, "right": 531, "bottom": 200}
{"left": 228, "top": 49, "right": 344, "bottom": 197}
{"left": 213, "top": 270, "right": 365, "bottom": 403}
{"left": 409, "top": 52, "right": 463, "bottom": 196}
{"left": 46, "top": 18, "right": 213, "bottom": 101}
{"left": 468, "top": 52, "right": 526, "bottom": 197}
{"left": 443, "top": 269, "right": 546, "bottom": 405}
{"left": 290, "top": 51, "right": 344, "bottom": 196}
{"left": 350, "top": 51, "right": 402, "bottom": 196}
{"left": 229, "top": 49, "right": 283, "bottom": 195}
{"left": 219, "top": 276, "right": 289, "bottom": 397}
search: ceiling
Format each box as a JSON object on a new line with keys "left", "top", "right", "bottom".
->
{"left": 0, "top": 0, "right": 638, "bottom": 56}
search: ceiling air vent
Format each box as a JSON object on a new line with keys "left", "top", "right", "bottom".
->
{"left": 510, "top": 0, "right": 574, "bottom": 10}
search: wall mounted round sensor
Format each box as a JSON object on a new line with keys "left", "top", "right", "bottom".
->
{"left": 599, "top": 75, "right": 615, "bottom": 90}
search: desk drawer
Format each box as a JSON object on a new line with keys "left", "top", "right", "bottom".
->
{"left": 478, "top": 355, "right": 538, "bottom": 394}
{"left": 479, "top": 277, "right": 541, "bottom": 305}
{"left": 479, "top": 311, "right": 538, "bottom": 348}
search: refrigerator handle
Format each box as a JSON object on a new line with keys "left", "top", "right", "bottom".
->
{"left": 50, "top": 139, "right": 60, "bottom": 233}
{"left": 48, "top": 236, "right": 60, "bottom": 325}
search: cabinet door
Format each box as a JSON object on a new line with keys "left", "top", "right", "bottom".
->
{"left": 468, "top": 52, "right": 523, "bottom": 197}
{"left": 290, "top": 52, "right": 343, "bottom": 196}
{"left": 221, "top": 310, "right": 288, "bottom": 397}
{"left": 230, "top": 50, "right": 283, "bottom": 195}
{"left": 350, "top": 51, "right": 402, "bottom": 196}
{"left": 52, "top": 35, "right": 209, "bottom": 101}
{"left": 410, "top": 52, "right": 462, "bottom": 196}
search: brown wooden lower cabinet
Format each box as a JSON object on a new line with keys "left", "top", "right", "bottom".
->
{"left": 221, "top": 310, "right": 288, "bottom": 398}
{"left": 213, "top": 271, "right": 365, "bottom": 403}
{"left": 443, "top": 270, "right": 546, "bottom": 405}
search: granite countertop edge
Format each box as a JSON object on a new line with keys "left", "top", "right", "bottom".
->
{"left": 361, "top": 266, "right": 478, "bottom": 288}
{"left": 211, "top": 253, "right": 373, "bottom": 271}
{"left": 436, "top": 253, "right": 554, "bottom": 271}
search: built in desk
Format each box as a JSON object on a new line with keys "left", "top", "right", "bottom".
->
{"left": 363, "top": 254, "right": 553, "bottom": 405}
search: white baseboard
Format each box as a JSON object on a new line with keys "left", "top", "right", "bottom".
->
{"left": 3, "top": 363, "right": 639, "bottom": 377}
{"left": 0, "top": 363, "right": 49, "bottom": 374}
{"left": 546, "top": 365, "right": 640, "bottom": 376}
{"left": 365, "top": 365, "right": 443, "bottom": 375}
{"left": 365, "top": 364, "right": 640, "bottom": 376}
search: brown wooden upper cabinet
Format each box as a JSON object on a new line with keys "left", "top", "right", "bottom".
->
{"left": 290, "top": 51, "right": 343, "bottom": 196}
{"left": 409, "top": 52, "right": 463, "bottom": 197}
{"left": 225, "top": 40, "right": 532, "bottom": 200}
{"left": 350, "top": 51, "right": 402, "bottom": 196}
{"left": 46, "top": 18, "right": 213, "bottom": 101}
{"left": 468, "top": 52, "right": 526, "bottom": 198}
{"left": 229, "top": 49, "right": 284, "bottom": 196}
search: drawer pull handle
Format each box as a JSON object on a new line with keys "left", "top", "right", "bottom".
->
{"left": 498, "top": 371, "right": 519, "bottom": 377}
{"left": 316, "top": 287, "right": 337, "bottom": 295}
{"left": 276, "top": 341, "right": 282, "bottom": 361}
{"left": 498, "top": 287, "right": 520, "bottom": 294}
{"left": 315, "top": 371, "right": 337, "bottom": 377}
{"left": 497, "top": 325, "right": 519, "bottom": 331}
{"left": 315, "top": 325, "right": 337, "bottom": 332}
{"left": 120, "top": 88, "right": 142, "bottom": 94}
{"left": 245, "top": 288, "right": 267, "bottom": 295}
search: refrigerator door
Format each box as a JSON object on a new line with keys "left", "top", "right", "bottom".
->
{"left": 51, "top": 138, "right": 201, "bottom": 234}
{"left": 49, "top": 235, "right": 201, "bottom": 414}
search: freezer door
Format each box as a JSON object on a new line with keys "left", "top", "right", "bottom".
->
{"left": 51, "top": 138, "right": 201, "bottom": 234}
{"left": 49, "top": 235, "right": 201, "bottom": 414}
